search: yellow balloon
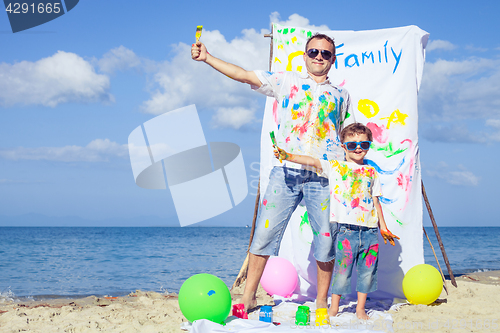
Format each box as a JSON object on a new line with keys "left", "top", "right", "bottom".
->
{"left": 402, "top": 264, "right": 443, "bottom": 305}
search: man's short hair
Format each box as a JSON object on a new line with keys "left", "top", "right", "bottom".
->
{"left": 305, "top": 33, "right": 335, "bottom": 55}
{"left": 340, "top": 123, "right": 373, "bottom": 143}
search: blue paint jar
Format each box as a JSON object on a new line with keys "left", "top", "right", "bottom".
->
{"left": 259, "top": 305, "right": 273, "bottom": 323}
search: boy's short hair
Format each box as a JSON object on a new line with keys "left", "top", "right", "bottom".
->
{"left": 340, "top": 123, "right": 373, "bottom": 143}
{"left": 305, "top": 33, "right": 335, "bottom": 55}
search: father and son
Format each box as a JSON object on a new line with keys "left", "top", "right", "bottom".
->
{"left": 191, "top": 32, "right": 399, "bottom": 320}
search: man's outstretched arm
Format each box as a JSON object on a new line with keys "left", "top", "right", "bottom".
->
{"left": 191, "top": 41, "right": 262, "bottom": 87}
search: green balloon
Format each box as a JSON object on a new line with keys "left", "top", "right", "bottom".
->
{"left": 178, "top": 273, "right": 231, "bottom": 324}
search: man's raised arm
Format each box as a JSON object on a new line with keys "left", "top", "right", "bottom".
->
{"left": 191, "top": 41, "right": 262, "bottom": 87}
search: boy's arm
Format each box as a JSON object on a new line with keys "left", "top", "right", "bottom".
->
{"left": 373, "top": 196, "right": 400, "bottom": 246}
{"left": 274, "top": 146, "right": 323, "bottom": 171}
{"left": 191, "top": 41, "right": 262, "bottom": 87}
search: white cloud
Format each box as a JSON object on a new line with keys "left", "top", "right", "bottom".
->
{"left": 465, "top": 45, "right": 488, "bottom": 52}
{"left": 0, "top": 179, "right": 17, "bottom": 184}
{"left": 0, "top": 51, "right": 113, "bottom": 107}
{"left": 486, "top": 119, "right": 500, "bottom": 141}
{"left": 426, "top": 162, "right": 479, "bottom": 186}
{"left": 211, "top": 106, "right": 258, "bottom": 129}
{"left": 419, "top": 57, "right": 500, "bottom": 122}
{"left": 422, "top": 123, "right": 485, "bottom": 143}
{"left": 0, "top": 139, "right": 128, "bottom": 162}
{"left": 486, "top": 119, "right": 500, "bottom": 128}
{"left": 426, "top": 39, "right": 457, "bottom": 52}
{"left": 140, "top": 27, "right": 270, "bottom": 129}
{"left": 422, "top": 118, "right": 500, "bottom": 143}
{"left": 98, "top": 46, "right": 141, "bottom": 74}
{"left": 419, "top": 55, "right": 500, "bottom": 144}
{"left": 0, "top": 179, "right": 34, "bottom": 184}
{"left": 269, "top": 12, "right": 330, "bottom": 31}
{"left": 139, "top": 12, "right": 334, "bottom": 130}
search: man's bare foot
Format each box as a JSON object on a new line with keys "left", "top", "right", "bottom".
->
{"left": 356, "top": 307, "right": 369, "bottom": 320}
{"left": 240, "top": 295, "right": 257, "bottom": 312}
{"left": 316, "top": 297, "right": 328, "bottom": 310}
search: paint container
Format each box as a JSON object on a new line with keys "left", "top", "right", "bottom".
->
{"left": 295, "top": 305, "right": 310, "bottom": 326}
{"left": 315, "top": 308, "right": 329, "bottom": 326}
{"left": 232, "top": 303, "right": 248, "bottom": 319}
{"left": 259, "top": 305, "right": 273, "bottom": 323}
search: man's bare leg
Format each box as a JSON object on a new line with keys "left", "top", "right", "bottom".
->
{"left": 356, "top": 292, "right": 369, "bottom": 320}
{"left": 240, "top": 253, "right": 269, "bottom": 312}
{"left": 316, "top": 260, "right": 333, "bottom": 309}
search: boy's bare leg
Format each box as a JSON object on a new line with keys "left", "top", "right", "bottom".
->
{"left": 356, "top": 292, "right": 369, "bottom": 320}
{"left": 329, "top": 294, "right": 341, "bottom": 317}
{"left": 240, "top": 253, "right": 269, "bottom": 312}
{"left": 316, "top": 260, "right": 333, "bottom": 309}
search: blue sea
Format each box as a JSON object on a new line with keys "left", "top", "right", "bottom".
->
{"left": 0, "top": 227, "right": 499, "bottom": 301}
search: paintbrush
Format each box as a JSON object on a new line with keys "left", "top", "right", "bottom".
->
{"left": 270, "top": 131, "right": 282, "bottom": 163}
{"left": 195, "top": 25, "right": 203, "bottom": 42}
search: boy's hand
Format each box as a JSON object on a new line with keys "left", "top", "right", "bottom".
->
{"left": 273, "top": 145, "right": 289, "bottom": 162}
{"left": 191, "top": 41, "right": 207, "bottom": 62}
{"left": 380, "top": 228, "right": 400, "bottom": 246}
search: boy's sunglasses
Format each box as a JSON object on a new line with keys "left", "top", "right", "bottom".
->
{"left": 306, "top": 48, "right": 333, "bottom": 61}
{"left": 344, "top": 141, "right": 371, "bottom": 151}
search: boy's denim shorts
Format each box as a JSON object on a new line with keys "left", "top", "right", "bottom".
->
{"left": 249, "top": 166, "right": 336, "bottom": 263}
{"left": 331, "top": 224, "right": 379, "bottom": 295}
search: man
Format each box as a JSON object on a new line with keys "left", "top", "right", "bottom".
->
{"left": 192, "top": 33, "right": 355, "bottom": 311}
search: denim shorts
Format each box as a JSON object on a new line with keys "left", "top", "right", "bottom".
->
{"left": 331, "top": 224, "right": 379, "bottom": 295}
{"left": 249, "top": 166, "right": 336, "bottom": 262}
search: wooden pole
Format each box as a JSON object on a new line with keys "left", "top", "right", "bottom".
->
{"left": 423, "top": 226, "right": 448, "bottom": 295}
{"left": 421, "top": 180, "right": 457, "bottom": 287}
{"left": 264, "top": 33, "right": 273, "bottom": 70}
{"left": 231, "top": 182, "right": 260, "bottom": 290}
{"left": 247, "top": 179, "right": 260, "bottom": 252}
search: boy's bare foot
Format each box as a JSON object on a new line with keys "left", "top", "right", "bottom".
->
{"left": 356, "top": 307, "right": 369, "bottom": 320}
{"left": 329, "top": 294, "right": 341, "bottom": 317}
{"left": 328, "top": 307, "right": 338, "bottom": 317}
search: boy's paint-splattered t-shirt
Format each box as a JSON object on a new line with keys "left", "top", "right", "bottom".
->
{"left": 319, "top": 160, "right": 382, "bottom": 227}
{"left": 253, "top": 70, "right": 354, "bottom": 164}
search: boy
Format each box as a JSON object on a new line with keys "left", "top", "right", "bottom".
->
{"left": 274, "top": 123, "right": 399, "bottom": 320}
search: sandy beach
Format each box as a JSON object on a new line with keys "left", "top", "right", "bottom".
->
{"left": 1, "top": 271, "right": 498, "bottom": 332}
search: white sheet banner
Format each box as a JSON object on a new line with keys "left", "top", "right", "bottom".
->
{"left": 259, "top": 25, "right": 429, "bottom": 298}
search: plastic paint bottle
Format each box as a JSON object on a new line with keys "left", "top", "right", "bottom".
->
{"left": 315, "top": 308, "right": 329, "bottom": 326}
{"left": 259, "top": 305, "right": 273, "bottom": 323}
{"left": 295, "top": 305, "right": 310, "bottom": 326}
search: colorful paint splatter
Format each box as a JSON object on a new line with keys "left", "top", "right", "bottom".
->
{"left": 254, "top": 70, "right": 354, "bottom": 161}
{"left": 362, "top": 244, "right": 379, "bottom": 268}
{"left": 320, "top": 160, "right": 382, "bottom": 227}
{"left": 337, "top": 238, "right": 353, "bottom": 273}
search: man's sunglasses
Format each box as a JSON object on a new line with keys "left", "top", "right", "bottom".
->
{"left": 344, "top": 141, "right": 371, "bottom": 151}
{"left": 306, "top": 48, "right": 333, "bottom": 61}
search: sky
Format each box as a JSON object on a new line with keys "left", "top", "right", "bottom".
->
{"left": 1, "top": 0, "right": 499, "bottom": 227}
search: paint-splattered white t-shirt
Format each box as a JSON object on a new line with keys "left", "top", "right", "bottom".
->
{"left": 253, "top": 70, "right": 354, "bottom": 165}
{"left": 320, "top": 160, "right": 382, "bottom": 227}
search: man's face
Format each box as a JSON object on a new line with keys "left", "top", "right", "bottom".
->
{"left": 342, "top": 133, "right": 370, "bottom": 165}
{"left": 303, "top": 38, "right": 335, "bottom": 78}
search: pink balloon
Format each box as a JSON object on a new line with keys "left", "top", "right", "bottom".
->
{"left": 260, "top": 257, "right": 298, "bottom": 297}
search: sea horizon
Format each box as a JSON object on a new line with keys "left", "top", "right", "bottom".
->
{"left": 1, "top": 227, "right": 499, "bottom": 301}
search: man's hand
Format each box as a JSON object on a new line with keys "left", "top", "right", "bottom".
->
{"left": 273, "top": 145, "right": 289, "bottom": 162}
{"left": 380, "top": 228, "right": 400, "bottom": 246}
{"left": 191, "top": 41, "right": 207, "bottom": 62}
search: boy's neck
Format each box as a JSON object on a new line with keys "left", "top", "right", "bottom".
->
{"left": 345, "top": 157, "right": 365, "bottom": 165}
